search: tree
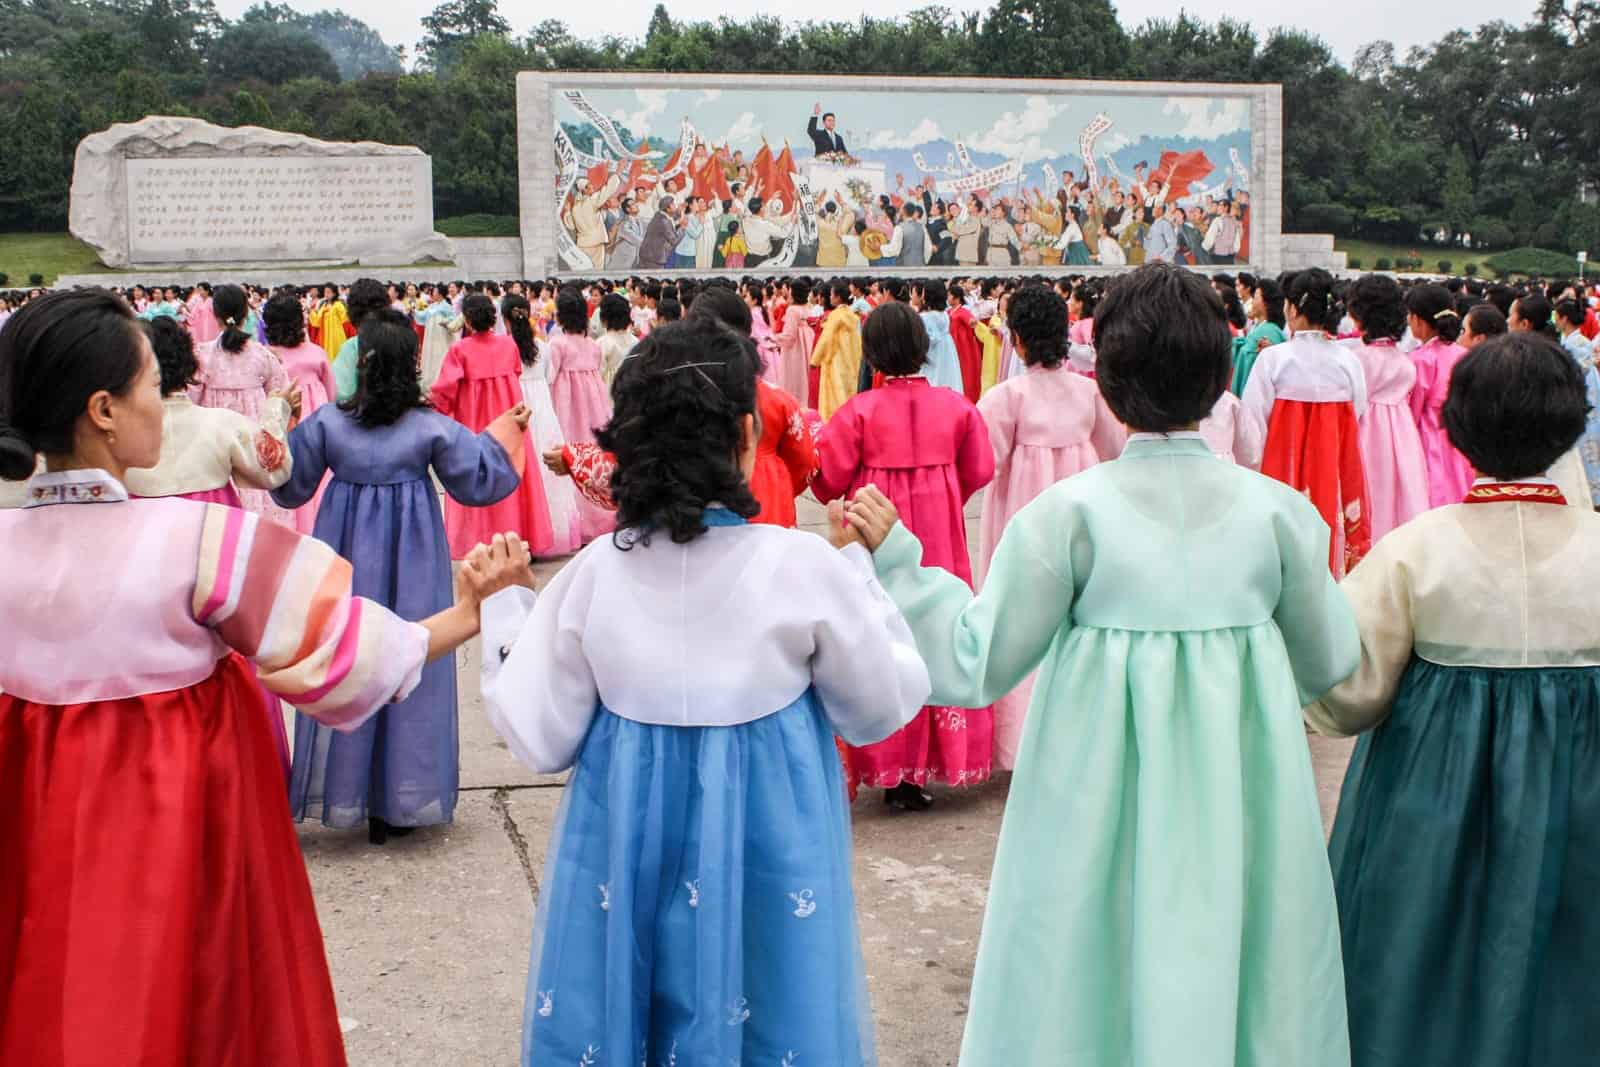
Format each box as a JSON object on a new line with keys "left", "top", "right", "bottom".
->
{"left": 1128, "top": 14, "right": 1257, "bottom": 82}
{"left": 646, "top": 3, "right": 672, "bottom": 42}
{"left": 1440, "top": 149, "right": 1475, "bottom": 240}
{"left": 419, "top": 0, "right": 510, "bottom": 73}
{"left": 978, "top": 0, "right": 1130, "bottom": 78}
{"left": 210, "top": 21, "right": 340, "bottom": 85}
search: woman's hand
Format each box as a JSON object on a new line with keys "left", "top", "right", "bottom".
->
{"left": 843, "top": 484, "right": 899, "bottom": 551}
{"left": 502, "top": 403, "right": 532, "bottom": 432}
{"left": 461, "top": 533, "right": 538, "bottom": 603}
{"left": 826, "top": 499, "right": 865, "bottom": 550}
{"left": 541, "top": 447, "right": 571, "bottom": 476}
{"left": 271, "top": 387, "right": 303, "bottom": 420}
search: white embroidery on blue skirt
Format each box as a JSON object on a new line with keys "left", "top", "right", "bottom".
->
{"left": 536, "top": 990, "right": 554, "bottom": 1017}
{"left": 659, "top": 1040, "right": 678, "bottom": 1067}
{"left": 579, "top": 1045, "right": 599, "bottom": 1066}
{"left": 598, "top": 883, "right": 611, "bottom": 911}
{"left": 789, "top": 889, "right": 817, "bottom": 918}
{"left": 781, "top": 1053, "right": 799, "bottom": 1067}
{"left": 727, "top": 996, "right": 750, "bottom": 1025}
{"left": 685, "top": 879, "right": 701, "bottom": 909}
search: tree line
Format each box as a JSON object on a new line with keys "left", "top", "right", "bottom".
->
{"left": 1, "top": 0, "right": 1597, "bottom": 256}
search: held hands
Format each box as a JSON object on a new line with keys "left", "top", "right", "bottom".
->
{"left": 456, "top": 532, "right": 538, "bottom": 608}
{"left": 271, "top": 387, "right": 303, "bottom": 420}
{"left": 826, "top": 499, "right": 865, "bottom": 550}
{"left": 841, "top": 485, "right": 899, "bottom": 552}
{"left": 502, "top": 403, "right": 532, "bottom": 432}
{"left": 541, "top": 447, "right": 571, "bottom": 476}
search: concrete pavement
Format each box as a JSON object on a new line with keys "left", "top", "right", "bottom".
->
{"left": 295, "top": 491, "right": 1358, "bottom": 1066}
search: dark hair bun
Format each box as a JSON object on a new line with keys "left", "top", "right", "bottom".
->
{"left": 0, "top": 425, "right": 37, "bottom": 481}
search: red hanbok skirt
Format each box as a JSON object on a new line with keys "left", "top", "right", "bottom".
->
{"left": 0, "top": 656, "right": 347, "bottom": 1066}
{"left": 1261, "top": 399, "right": 1372, "bottom": 579}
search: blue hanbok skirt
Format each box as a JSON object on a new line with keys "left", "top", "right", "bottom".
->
{"left": 522, "top": 691, "right": 876, "bottom": 1067}
{"left": 1329, "top": 658, "right": 1600, "bottom": 1067}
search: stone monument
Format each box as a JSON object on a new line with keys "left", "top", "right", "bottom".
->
{"left": 70, "top": 116, "right": 452, "bottom": 269}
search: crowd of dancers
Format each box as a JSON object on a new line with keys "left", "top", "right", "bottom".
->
{"left": 2, "top": 262, "right": 1599, "bottom": 1066}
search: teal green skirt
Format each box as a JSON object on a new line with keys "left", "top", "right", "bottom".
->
{"left": 1330, "top": 658, "right": 1600, "bottom": 1067}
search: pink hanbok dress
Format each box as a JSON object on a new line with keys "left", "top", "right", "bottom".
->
{"left": 429, "top": 331, "right": 555, "bottom": 559}
{"left": 190, "top": 338, "right": 294, "bottom": 527}
{"left": 186, "top": 295, "right": 220, "bottom": 345}
{"left": 1351, "top": 339, "right": 1430, "bottom": 539}
{"left": 546, "top": 330, "right": 616, "bottom": 542}
{"left": 271, "top": 340, "right": 338, "bottom": 534}
{"left": 1409, "top": 336, "right": 1475, "bottom": 508}
{"left": 976, "top": 363, "right": 1125, "bottom": 768}
{"left": 752, "top": 307, "right": 782, "bottom": 388}
{"left": 813, "top": 376, "right": 996, "bottom": 790}
{"left": 774, "top": 304, "right": 816, "bottom": 405}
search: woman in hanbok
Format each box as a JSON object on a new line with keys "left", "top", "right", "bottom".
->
{"left": 814, "top": 302, "right": 995, "bottom": 808}
{"left": 1242, "top": 268, "right": 1371, "bottom": 577}
{"left": 947, "top": 284, "right": 985, "bottom": 403}
{"left": 544, "top": 288, "right": 615, "bottom": 543}
{"left": 480, "top": 317, "right": 929, "bottom": 1066}
{"left": 812, "top": 283, "right": 863, "bottom": 420}
{"left": 1053, "top": 205, "right": 1092, "bottom": 265}
{"left": 1309, "top": 333, "right": 1600, "bottom": 1067}
{"left": 1515, "top": 291, "right": 1600, "bottom": 508}
{"left": 416, "top": 290, "right": 463, "bottom": 390}
{"left": 506, "top": 292, "right": 582, "bottom": 556}
{"left": 1197, "top": 389, "right": 1264, "bottom": 467}
{"left": 0, "top": 288, "right": 527, "bottom": 1066}
{"left": 191, "top": 284, "right": 296, "bottom": 528}
{"left": 274, "top": 309, "right": 530, "bottom": 843}
{"left": 1066, "top": 282, "right": 1100, "bottom": 377}
{"left": 976, "top": 285, "right": 1124, "bottom": 768}
{"left": 595, "top": 293, "right": 634, "bottom": 387}
{"left": 264, "top": 290, "right": 338, "bottom": 533}
{"left": 745, "top": 282, "right": 782, "bottom": 387}
{"left": 1404, "top": 283, "right": 1473, "bottom": 508}
{"left": 185, "top": 283, "right": 220, "bottom": 344}
{"left": 1231, "top": 277, "right": 1286, "bottom": 395}
{"left": 912, "top": 282, "right": 967, "bottom": 393}
{"left": 773, "top": 278, "right": 816, "bottom": 403}
{"left": 429, "top": 294, "right": 556, "bottom": 559}
{"left": 840, "top": 263, "right": 1359, "bottom": 1067}
{"left": 1339, "top": 275, "right": 1430, "bottom": 541}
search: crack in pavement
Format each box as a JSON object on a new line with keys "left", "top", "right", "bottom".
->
{"left": 459, "top": 782, "right": 566, "bottom": 792}
{"left": 489, "top": 786, "right": 541, "bottom": 903}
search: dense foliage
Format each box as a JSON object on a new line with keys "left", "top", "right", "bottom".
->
{"left": 1, "top": 0, "right": 1598, "bottom": 253}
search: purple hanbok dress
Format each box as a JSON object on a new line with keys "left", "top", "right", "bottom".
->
{"left": 271, "top": 405, "right": 520, "bottom": 829}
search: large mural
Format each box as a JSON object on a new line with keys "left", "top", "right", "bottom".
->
{"left": 551, "top": 85, "right": 1254, "bottom": 273}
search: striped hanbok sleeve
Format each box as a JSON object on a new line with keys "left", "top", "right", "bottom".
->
{"left": 190, "top": 504, "right": 429, "bottom": 730}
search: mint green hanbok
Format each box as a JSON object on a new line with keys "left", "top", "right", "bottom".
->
{"left": 870, "top": 434, "right": 1359, "bottom": 1067}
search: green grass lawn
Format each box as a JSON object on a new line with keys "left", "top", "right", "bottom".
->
{"left": 1333, "top": 238, "right": 1491, "bottom": 273}
{"left": 0, "top": 232, "right": 112, "bottom": 286}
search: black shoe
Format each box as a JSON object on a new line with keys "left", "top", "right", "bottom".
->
{"left": 883, "top": 782, "right": 933, "bottom": 811}
{"left": 367, "top": 817, "right": 416, "bottom": 844}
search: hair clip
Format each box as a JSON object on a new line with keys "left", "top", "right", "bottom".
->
{"left": 1433, "top": 309, "right": 1459, "bottom": 320}
{"left": 662, "top": 361, "right": 724, "bottom": 392}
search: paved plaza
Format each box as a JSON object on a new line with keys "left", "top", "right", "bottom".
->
{"left": 299, "top": 491, "right": 1358, "bottom": 1067}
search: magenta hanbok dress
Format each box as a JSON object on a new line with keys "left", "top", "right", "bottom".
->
{"left": 546, "top": 330, "right": 616, "bottom": 542}
{"left": 191, "top": 338, "right": 295, "bottom": 527}
{"left": 1352, "top": 339, "right": 1430, "bottom": 539}
{"left": 976, "top": 363, "right": 1125, "bottom": 768}
{"left": 429, "top": 331, "right": 555, "bottom": 560}
{"left": 813, "top": 376, "right": 996, "bottom": 790}
{"left": 1409, "top": 336, "right": 1474, "bottom": 508}
{"left": 271, "top": 340, "right": 338, "bottom": 534}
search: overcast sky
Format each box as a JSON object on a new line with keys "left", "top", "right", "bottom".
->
{"left": 214, "top": 0, "right": 1534, "bottom": 65}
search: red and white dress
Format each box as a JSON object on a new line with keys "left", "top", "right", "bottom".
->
{"left": 1242, "top": 330, "right": 1372, "bottom": 578}
{"left": 0, "top": 469, "right": 429, "bottom": 1066}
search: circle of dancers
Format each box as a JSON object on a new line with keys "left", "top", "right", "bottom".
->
{"left": 2, "top": 264, "right": 1599, "bottom": 1065}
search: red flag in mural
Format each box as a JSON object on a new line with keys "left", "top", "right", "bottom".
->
{"left": 751, "top": 141, "right": 774, "bottom": 193}
{"left": 767, "top": 142, "right": 798, "bottom": 209}
{"left": 1154, "top": 149, "right": 1213, "bottom": 201}
{"left": 586, "top": 159, "right": 611, "bottom": 189}
{"left": 694, "top": 152, "right": 733, "bottom": 205}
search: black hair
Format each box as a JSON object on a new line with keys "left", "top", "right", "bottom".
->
{"left": 1255, "top": 277, "right": 1286, "bottom": 328}
{"left": 1009, "top": 284, "right": 1069, "bottom": 369}
{"left": 263, "top": 291, "right": 307, "bottom": 348}
{"left": 597, "top": 318, "right": 761, "bottom": 547}
{"left": 599, "top": 292, "right": 633, "bottom": 332}
{"left": 1095, "top": 263, "right": 1231, "bottom": 433}
{"left": 1347, "top": 274, "right": 1406, "bottom": 343}
{"left": 688, "top": 285, "right": 752, "bottom": 336}
{"left": 1555, "top": 297, "right": 1587, "bottom": 331}
{"left": 1070, "top": 282, "right": 1100, "bottom": 320}
{"left": 1486, "top": 284, "right": 1516, "bottom": 317}
{"left": 340, "top": 309, "right": 428, "bottom": 428}
{"left": 822, "top": 111, "right": 835, "bottom": 122}
{"left": 462, "top": 292, "right": 497, "bottom": 334}
{"left": 145, "top": 315, "right": 198, "bottom": 396}
{"left": 556, "top": 288, "right": 588, "bottom": 335}
{"left": 1219, "top": 287, "right": 1247, "bottom": 331}
{"left": 213, "top": 284, "right": 251, "bottom": 353}
{"left": 502, "top": 292, "right": 538, "bottom": 367}
{"left": 1406, "top": 283, "right": 1463, "bottom": 342}
{"left": 1465, "top": 303, "right": 1507, "bottom": 341}
{"left": 346, "top": 277, "right": 389, "bottom": 330}
{"left": 787, "top": 279, "right": 811, "bottom": 306}
{"left": 948, "top": 283, "right": 966, "bottom": 304}
{"left": 861, "top": 302, "right": 929, "bottom": 376}
{"left": 914, "top": 281, "right": 947, "bottom": 311}
{"left": 0, "top": 288, "right": 146, "bottom": 479}
{"left": 1285, "top": 268, "right": 1342, "bottom": 333}
{"left": 828, "top": 282, "right": 851, "bottom": 306}
{"left": 656, "top": 297, "right": 682, "bottom": 323}
{"left": 1238, "top": 272, "right": 1257, "bottom": 291}
{"left": 1443, "top": 332, "right": 1588, "bottom": 479}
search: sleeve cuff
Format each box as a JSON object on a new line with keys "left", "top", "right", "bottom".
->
{"left": 871, "top": 522, "right": 924, "bottom": 574}
{"left": 481, "top": 586, "right": 537, "bottom": 680}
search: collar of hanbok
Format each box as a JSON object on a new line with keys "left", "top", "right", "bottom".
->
{"left": 702, "top": 505, "right": 746, "bottom": 527}
{"left": 1121, "top": 431, "right": 1211, "bottom": 459}
{"left": 1465, "top": 476, "right": 1566, "bottom": 507}
{"left": 23, "top": 467, "right": 129, "bottom": 508}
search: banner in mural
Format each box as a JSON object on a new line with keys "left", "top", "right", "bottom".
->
{"left": 550, "top": 84, "right": 1253, "bottom": 271}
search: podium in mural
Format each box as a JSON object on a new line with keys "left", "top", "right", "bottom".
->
{"left": 517, "top": 72, "right": 1281, "bottom": 275}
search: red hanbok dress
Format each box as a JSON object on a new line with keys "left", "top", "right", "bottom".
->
{"left": 948, "top": 304, "right": 985, "bottom": 403}
{"left": 813, "top": 376, "right": 996, "bottom": 790}
{"left": 1242, "top": 331, "right": 1372, "bottom": 578}
{"left": 0, "top": 469, "right": 431, "bottom": 1066}
{"left": 429, "top": 330, "right": 553, "bottom": 559}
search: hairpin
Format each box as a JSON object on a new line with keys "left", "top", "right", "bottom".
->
{"left": 662, "top": 361, "right": 724, "bottom": 392}
{"left": 1434, "top": 309, "right": 1459, "bottom": 320}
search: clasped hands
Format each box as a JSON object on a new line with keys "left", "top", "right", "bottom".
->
{"left": 827, "top": 484, "right": 899, "bottom": 552}
{"left": 454, "top": 532, "right": 538, "bottom": 608}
